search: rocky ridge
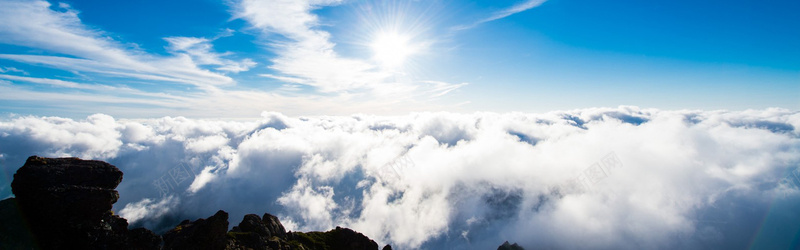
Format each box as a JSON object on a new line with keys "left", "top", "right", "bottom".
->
{"left": 497, "top": 241, "right": 525, "bottom": 250}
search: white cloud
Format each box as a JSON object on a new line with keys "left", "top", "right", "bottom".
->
{"left": 259, "top": 74, "right": 308, "bottom": 84}
{"left": 454, "top": 0, "right": 548, "bottom": 30}
{"left": 164, "top": 36, "right": 256, "bottom": 73}
{"left": 0, "top": 74, "right": 174, "bottom": 95}
{"left": 188, "top": 166, "right": 218, "bottom": 193}
{"left": 0, "top": 67, "right": 27, "bottom": 75}
{"left": 233, "top": 0, "right": 387, "bottom": 92}
{"left": 119, "top": 196, "right": 179, "bottom": 224}
{"left": 0, "top": 71, "right": 466, "bottom": 118}
{"left": 0, "top": 74, "right": 104, "bottom": 90}
{"left": 0, "top": 0, "right": 238, "bottom": 86}
{"left": 484, "top": 0, "right": 548, "bottom": 23}
{"left": 278, "top": 179, "right": 338, "bottom": 230}
{"left": 0, "top": 113, "right": 123, "bottom": 159}
{"left": 1, "top": 107, "right": 798, "bottom": 248}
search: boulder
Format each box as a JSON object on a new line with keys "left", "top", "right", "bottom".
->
{"left": 11, "top": 156, "right": 123, "bottom": 223}
{"left": 1, "top": 155, "right": 160, "bottom": 249}
{"left": 238, "top": 214, "right": 272, "bottom": 238}
{"left": 262, "top": 213, "right": 287, "bottom": 239}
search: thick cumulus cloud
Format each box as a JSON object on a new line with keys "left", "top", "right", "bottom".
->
{"left": 1, "top": 107, "right": 799, "bottom": 249}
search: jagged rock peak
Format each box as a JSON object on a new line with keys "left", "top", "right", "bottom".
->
{"left": 498, "top": 241, "right": 525, "bottom": 250}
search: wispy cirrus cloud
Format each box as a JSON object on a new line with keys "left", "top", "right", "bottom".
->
{"left": 0, "top": 67, "right": 27, "bottom": 75}
{"left": 454, "top": 0, "right": 548, "bottom": 30}
{"left": 0, "top": 0, "right": 250, "bottom": 87}
{"left": 484, "top": 0, "right": 548, "bottom": 23}
{"left": 164, "top": 37, "right": 257, "bottom": 73}
{"left": 0, "top": 74, "right": 136, "bottom": 92}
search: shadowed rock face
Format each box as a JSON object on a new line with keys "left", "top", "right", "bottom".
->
{"left": 262, "top": 213, "right": 288, "bottom": 239}
{"left": 1, "top": 156, "right": 160, "bottom": 250}
{"left": 287, "top": 226, "right": 380, "bottom": 250}
{"left": 11, "top": 156, "right": 123, "bottom": 222}
{"left": 163, "top": 210, "right": 230, "bottom": 250}
{"left": 227, "top": 213, "right": 385, "bottom": 250}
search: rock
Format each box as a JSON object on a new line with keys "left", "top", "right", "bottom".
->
{"left": 129, "top": 227, "right": 163, "bottom": 250}
{"left": 0, "top": 198, "right": 36, "bottom": 249}
{"left": 290, "top": 226, "right": 379, "bottom": 250}
{"left": 1, "top": 155, "right": 160, "bottom": 249}
{"left": 228, "top": 213, "right": 281, "bottom": 250}
{"left": 327, "top": 226, "right": 380, "bottom": 250}
{"left": 266, "top": 237, "right": 293, "bottom": 250}
{"left": 228, "top": 214, "right": 272, "bottom": 250}
{"left": 11, "top": 156, "right": 123, "bottom": 223}
{"left": 498, "top": 241, "right": 525, "bottom": 250}
{"left": 238, "top": 214, "right": 272, "bottom": 238}
{"left": 227, "top": 230, "right": 268, "bottom": 250}
{"left": 262, "top": 213, "right": 287, "bottom": 239}
{"left": 227, "top": 212, "right": 292, "bottom": 250}
{"left": 164, "top": 210, "right": 230, "bottom": 250}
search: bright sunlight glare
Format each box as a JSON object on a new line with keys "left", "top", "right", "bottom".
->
{"left": 371, "top": 32, "right": 415, "bottom": 68}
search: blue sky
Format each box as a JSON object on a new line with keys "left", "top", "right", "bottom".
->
{"left": 0, "top": 0, "right": 797, "bottom": 118}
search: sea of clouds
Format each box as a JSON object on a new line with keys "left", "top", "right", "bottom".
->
{"left": 1, "top": 106, "right": 799, "bottom": 249}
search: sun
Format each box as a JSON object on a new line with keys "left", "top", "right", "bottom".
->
{"left": 371, "top": 32, "right": 415, "bottom": 68}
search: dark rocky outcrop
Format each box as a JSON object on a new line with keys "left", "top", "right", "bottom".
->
{"left": 287, "top": 226, "right": 380, "bottom": 250}
{"left": 227, "top": 213, "right": 290, "bottom": 250}
{"left": 11, "top": 156, "right": 122, "bottom": 223}
{"left": 498, "top": 241, "right": 525, "bottom": 250}
{"left": 1, "top": 156, "right": 160, "bottom": 250}
{"left": 0, "top": 198, "right": 36, "bottom": 249}
{"left": 130, "top": 228, "right": 163, "bottom": 250}
{"left": 262, "top": 213, "right": 288, "bottom": 239}
{"left": 163, "top": 210, "right": 230, "bottom": 250}
{"left": 227, "top": 213, "right": 386, "bottom": 250}
{"left": 0, "top": 156, "right": 388, "bottom": 250}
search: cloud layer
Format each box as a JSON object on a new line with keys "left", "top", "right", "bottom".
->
{"left": 1, "top": 107, "right": 799, "bottom": 249}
